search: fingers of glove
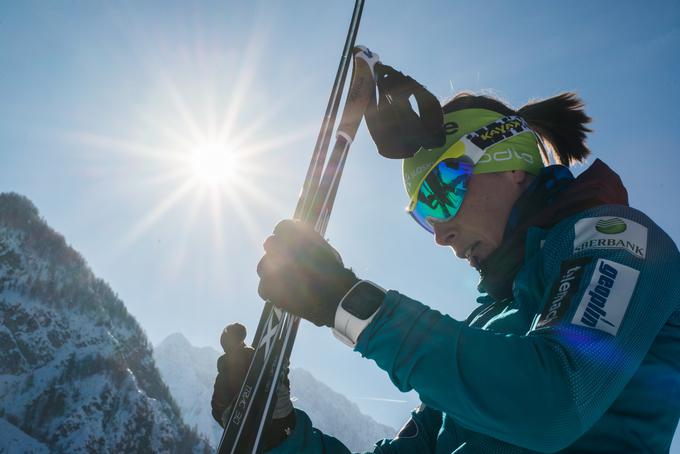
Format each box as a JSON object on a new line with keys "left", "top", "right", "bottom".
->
{"left": 216, "top": 345, "right": 255, "bottom": 374}
{"left": 272, "top": 219, "right": 330, "bottom": 256}
{"left": 272, "top": 219, "right": 310, "bottom": 238}
{"left": 270, "top": 220, "right": 345, "bottom": 271}
{"left": 220, "top": 322, "right": 247, "bottom": 353}
{"left": 272, "top": 219, "right": 296, "bottom": 236}
{"left": 257, "top": 262, "right": 304, "bottom": 307}
{"left": 258, "top": 234, "right": 298, "bottom": 279}
{"left": 212, "top": 346, "right": 255, "bottom": 413}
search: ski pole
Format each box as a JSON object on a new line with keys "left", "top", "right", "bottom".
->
{"left": 295, "top": 0, "right": 366, "bottom": 221}
{"left": 249, "top": 0, "right": 365, "bottom": 365}
{"left": 217, "top": 2, "right": 367, "bottom": 452}
{"left": 220, "top": 46, "right": 378, "bottom": 454}
{"left": 250, "top": 46, "right": 379, "bottom": 453}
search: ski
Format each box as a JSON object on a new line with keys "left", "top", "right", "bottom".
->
{"left": 216, "top": 2, "right": 373, "bottom": 452}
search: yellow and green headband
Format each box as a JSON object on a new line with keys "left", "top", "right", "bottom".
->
{"left": 402, "top": 108, "right": 544, "bottom": 200}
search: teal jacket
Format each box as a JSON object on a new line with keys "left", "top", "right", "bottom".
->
{"left": 271, "top": 168, "right": 680, "bottom": 453}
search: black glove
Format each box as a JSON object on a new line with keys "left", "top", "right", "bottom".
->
{"left": 211, "top": 323, "right": 296, "bottom": 451}
{"left": 257, "top": 219, "right": 359, "bottom": 327}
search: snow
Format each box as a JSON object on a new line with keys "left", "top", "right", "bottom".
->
{"left": 154, "top": 332, "right": 397, "bottom": 451}
{"left": 0, "top": 418, "right": 49, "bottom": 454}
{"left": 0, "top": 194, "right": 210, "bottom": 453}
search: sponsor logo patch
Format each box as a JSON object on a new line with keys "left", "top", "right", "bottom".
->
{"left": 444, "top": 121, "right": 459, "bottom": 135}
{"left": 573, "top": 217, "right": 648, "bottom": 259}
{"left": 477, "top": 147, "right": 535, "bottom": 165}
{"left": 571, "top": 258, "right": 639, "bottom": 336}
{"left": 533, "top": 257, "right": 590, "bottom": 330}
{"left": 467, "top": 115, "right": 530, "bottom": 149}
{"left": 595, "top": 218, "right": 627, "bottom": 234}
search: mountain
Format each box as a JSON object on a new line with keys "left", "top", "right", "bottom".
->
{"left": 0, "top": 193, "right": 209, "bottom": 453}
{"left": 154, "top": 333, "right": 397, "bottom": 451}
{"left": 288, "top": 368, "right": 397, "bottom": 452}
{"left": 153, "top": 333, "right": 222, "bottom": 448}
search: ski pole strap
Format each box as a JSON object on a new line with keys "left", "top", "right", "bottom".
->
{"left": 332, "top": 280, "right": 386, "bottom": 347}
{"left": 364, "top": 63, "right": 446, "bottom": 159}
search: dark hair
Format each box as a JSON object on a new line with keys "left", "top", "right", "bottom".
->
{"left": 443, "top": 92, "right": 592, "bottom": 166}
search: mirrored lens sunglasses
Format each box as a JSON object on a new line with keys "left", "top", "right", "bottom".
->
{"left": 406, "top": 115, "right": 531, "bottom": 233}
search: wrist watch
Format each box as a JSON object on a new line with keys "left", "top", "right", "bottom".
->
{"left": 332, "top": 280, "right": 386, "bottom": 347}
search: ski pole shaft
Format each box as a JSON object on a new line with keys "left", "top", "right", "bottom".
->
{"left": 246, "top": 0, "right": 365, "bottom": 367}
{"left": 218, "top": 46, "right": 378, "bottom": 454}
{"left": 218, "top": 2, "right": 371, "bottom": 452}
{"left": 305, "top": 46, "right": 378, "bottom": 227}
{"left": 295, "top": 0, "right": 365, "bottom": 220}
{"left": 250, "top": 48, "right": 378, "bottom": 453}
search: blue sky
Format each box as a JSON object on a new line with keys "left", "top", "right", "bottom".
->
{"left": 1, "top": 0, "right": 679, "bottom": 441}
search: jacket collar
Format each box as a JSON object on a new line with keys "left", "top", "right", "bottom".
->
{"left": 477, "top": 159, "right": 629, "bottom": 301}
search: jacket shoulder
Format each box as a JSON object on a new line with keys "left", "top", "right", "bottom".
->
{"left": 542, "top": 204, "right": 678, "bottom": 265}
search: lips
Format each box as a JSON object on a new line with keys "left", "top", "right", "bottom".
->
{"left": 464, "top": 241, "right": 481, "bottom": 269}
{"left": 463, "top": 241, "right": 479, "bottom": 259}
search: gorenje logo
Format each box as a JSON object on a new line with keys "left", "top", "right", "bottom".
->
{"left": 595, "top": 218, "right": 627, "bottom": 234}
{"left": 573, "top": 217, "right": 648, "bottom": 259}
{"left": 572, "top": 258, "right": 639, "bottom": 336}
{"left": 533, "top": 257, "right": 590, "bottom": 330}
{"left": 444, "top": 121, "right": 459, "bottom": 135}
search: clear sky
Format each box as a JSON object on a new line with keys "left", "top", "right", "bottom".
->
{"left": 1, "top": 0, "right": 679, "bottom": 443}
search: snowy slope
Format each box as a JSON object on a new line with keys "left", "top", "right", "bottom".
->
{"left": 289, "top": 368, "right": 397, "bottom": 452}
{"left": 154, "top": 333, "right": 397, "bottom": 451}
{"left": 0, "top": 193, "right": 209, "bottom": 453}
{"left": 153, "top": 333, "right": 222, "bottom": 448}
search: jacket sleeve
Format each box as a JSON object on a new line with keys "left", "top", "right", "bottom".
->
{"left": 268, "top": 405, "right": 452, "bottom": 454}
{"left": 354, "top": 206, "right": 680, "bottom": 452}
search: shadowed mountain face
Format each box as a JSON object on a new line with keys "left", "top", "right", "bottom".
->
{"left": 0, "top": 193, "right": 209, "bottom": 453}
{"left": 154, "top": 332, "right": 397, "bottom": 452}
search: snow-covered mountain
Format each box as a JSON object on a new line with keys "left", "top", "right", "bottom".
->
{"left": 0, "top": 193, "right": 209, "bottom": 453}
{"left": 153, "top": 333, "right": 222, "bottom": 448}
{"left": 289, "top": 368, "right": 397, "bottom": 452}
{"left": 154, "top": 333, "right": 397, "bottom": 451}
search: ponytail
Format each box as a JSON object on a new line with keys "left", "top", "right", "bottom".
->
{"left": 444, "top": 92, "right": 593, "bottom": 166}
{"left": 518, "top": 93, "right": 592, "bottom": 166}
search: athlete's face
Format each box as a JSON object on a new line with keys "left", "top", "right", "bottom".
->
{"left": 432, "top": 170, "right": 532, "bottom": 269}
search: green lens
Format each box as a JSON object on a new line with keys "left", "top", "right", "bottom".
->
{"left": 410, "top": 158, "right": 473, "bottom": 233}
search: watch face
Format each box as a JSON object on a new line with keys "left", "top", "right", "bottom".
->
{"left": 341, "top": 282, "right": 385, "bottom": 320}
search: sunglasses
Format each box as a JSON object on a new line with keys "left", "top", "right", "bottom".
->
{"left": 406, "top": 115, "right": 531, "bottom": 233}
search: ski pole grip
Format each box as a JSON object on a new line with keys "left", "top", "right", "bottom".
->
{"left": 335, "top": 46, "right": 380, "bottom": 142}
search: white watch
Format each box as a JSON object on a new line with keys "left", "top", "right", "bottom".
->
{"left": 332, "top": 280, "right": 386, "bottom": 348}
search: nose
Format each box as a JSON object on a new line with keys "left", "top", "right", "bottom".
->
{"left": 433, "top": 220, "right": 454, "bottom": 246}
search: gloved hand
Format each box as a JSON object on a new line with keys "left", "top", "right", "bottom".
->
{"left": 211, "top": 323, "right": 296, "bottom": 451}
{"left": 257, "top": 219, "right": 359, "bottom": 327}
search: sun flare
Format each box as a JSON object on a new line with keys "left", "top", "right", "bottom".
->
{"left": 188, "top": 142, "right": 239, "bottom": 186}
{"left": 64, "top": 19, "right": 316, "bottom": 272}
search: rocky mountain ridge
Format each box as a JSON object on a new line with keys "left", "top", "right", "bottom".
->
{"left": 0, "top": 192, "right": 209, "bottom": 453}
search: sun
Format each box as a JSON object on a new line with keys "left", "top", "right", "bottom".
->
{"left": 187, "top": 142, "right": 240, "bottom": 186}
{"left": 63, "top": 21, "right": 316, "bottom": 266}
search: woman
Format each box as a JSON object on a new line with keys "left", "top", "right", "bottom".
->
{"left": 213, "top": 92, "right": 680, "bottom": 453}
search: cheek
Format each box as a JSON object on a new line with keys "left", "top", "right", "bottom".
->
{"left": 458, "top": 190, "right": 507, "bottom": 246}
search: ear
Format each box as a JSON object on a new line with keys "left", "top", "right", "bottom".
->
{"left": 509, "top": 170, "right": 530, "bottom": 185}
